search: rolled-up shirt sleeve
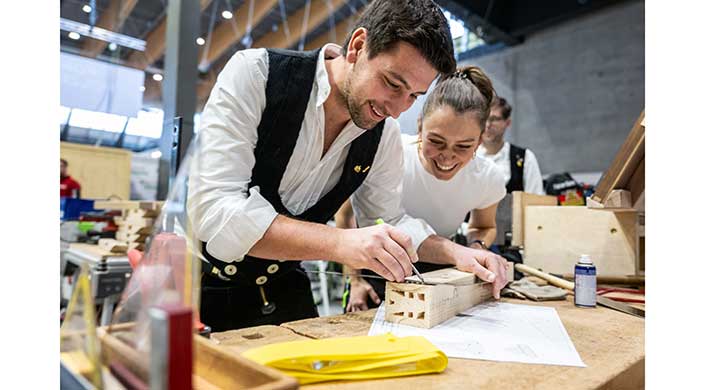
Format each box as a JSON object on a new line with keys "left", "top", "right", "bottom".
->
{"left": 351, "top": 120, "right": 436, "bottom": 250}
{"left": 187, "top": 49, "right": 278, "bottom": 263}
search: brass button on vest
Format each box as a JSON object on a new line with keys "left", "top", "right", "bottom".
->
{"left": 267, "top": 264, "right": 279, "bottom": 274}
{"left": 256, "top": 276, "right": 268, "bottom": 285}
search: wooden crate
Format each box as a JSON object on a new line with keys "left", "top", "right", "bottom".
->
{"left": 97, "top": 324, "right": 298, "bottom": 390}
{"left": 523, "top": 206, "right": 637, "bottom": 276}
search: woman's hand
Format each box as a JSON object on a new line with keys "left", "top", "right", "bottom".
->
{"left": 453, "top": 246, "right": 509, "bottom": 299}
{"left": 346, "top": 277, "right": 381, "bottom": 312}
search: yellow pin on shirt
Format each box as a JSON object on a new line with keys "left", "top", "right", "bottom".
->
{"left": 354, "top": 165, "right": 371, "bottom": 173}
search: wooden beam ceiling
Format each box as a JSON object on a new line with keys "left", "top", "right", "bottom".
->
{"left": 81, "top": 0, "right": 139, "bottom": 58}
{"left": 198, "top": 0, "right": 279, "bottom": 71}
{"left": 126, "top": 0, "right": 213, "bottom": 70}
{"left": 304, "top": 9, "right": 361, "bottom": 50}
{"left": 255, "top": 0, "right": 347, "bottom": 49}
{"left": 195, "top": 0, "right": 349, "bottom": 106}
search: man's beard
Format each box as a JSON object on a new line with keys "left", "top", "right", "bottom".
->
{"left": 342, "top": 72, "right": 382, "bottom": 130}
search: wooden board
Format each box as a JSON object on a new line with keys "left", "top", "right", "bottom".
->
{"left": 68, "top": 243, "right": 126, "bottom": 259}
{"left": 591, "top": 111, "right": 645, "bottom": 205}
{"left": 114, "top": 216, "right": 155, "bottom": 227}
{"left": 60, "top": 142, "right": 131, "bottom": 200}
{"left": 511, "top": 192, "right": 558, "bottom": 247}
{"left": 227, "top": 298, "right": 644, "bottom": 390}
{"left": 98, "top": 238, "right": 128, "bottom": 254}
{"left": 523, "top": 206, "right": 637, "bottom": 276}
{"left": 211, "top": 325, "right": 311, "bottom": 354}
{"left": 93, "top": 200, "right": 163, "bottom": 211}
{"left": 280, "top": 311, "right": 376, "bottom": 340}
{"left": 116, "top": 231, "right": 148, "bottom": 243}
{"left": 97, "top": 325, "right": 298, "bottom": 390}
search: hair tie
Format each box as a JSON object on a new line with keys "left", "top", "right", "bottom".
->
{"left": 454, "top": 70, "right": 469, "bottom": 80}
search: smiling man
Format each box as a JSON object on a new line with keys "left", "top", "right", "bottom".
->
{"left": 188, "top": 0, "right": 465, "bottom": 331}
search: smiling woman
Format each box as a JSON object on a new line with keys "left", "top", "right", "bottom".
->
{"left": 346, "top": 65, "right": 509, "bottom": 311}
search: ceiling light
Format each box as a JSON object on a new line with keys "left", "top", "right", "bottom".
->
{"left": 151, "top": 150, "right": 162, "bottom": 159}
{"left": 152, "top": 74, "right": 163, "bottom": 81}
{"left": 139, "top": 86, "right": 146, "bottom": 92}
{"left": 108, "top": 42, "right": 118, "bottom": 51}
{"left": 60, "top": 18, "right": 146, "bottom": 52}
{"left": 82, "top": 4, "right": 92, "bottom": 13}
{"left": 196, "top": 37, "right": 205, "bottom": 46}
{"left": 222, "top": 10, "right": 233, "bottom": 20}
{"left": 68, "top": 32, "right": 81, "bottom": 40}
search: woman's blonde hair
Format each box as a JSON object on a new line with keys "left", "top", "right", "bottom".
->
{"left": 420, "top": 65, "right": 496, "bottom": 127}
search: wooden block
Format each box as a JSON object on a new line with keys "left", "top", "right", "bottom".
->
{"left": 511, "top": 192, "right": 558, "bottom": 247}
{"left": 93, "top": 200, "right": 162, "bottom": 211}
{"left": 588, "top": 190, "right": 632, "bottom": 209}
{"left": 384, "top": 269, "right": 493, "bottom": 329}
{"left": 128, "top": 242, "right": 145, "bottom": 252}
{"left": 118, "top": 224, "right": 153, "bottom": 236}
{"left": 69, "top": 243, "right": 126, "bottom": 259}
{"left": 116, "top": 231, "right": 148, "bottom": 243}
{"left": 114, "top": 216, "right": 155, "bottom": 227}
{"left": 523, "top": 206, "right": 637, "bottom": 276}
{"left": 98, "top": 238, "right": 128, "bottom": 253}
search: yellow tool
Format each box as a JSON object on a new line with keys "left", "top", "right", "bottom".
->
{"left": 60, "top": 265, "right": 103, "bottom": 388}
{"left": 242, "top": 333, "right": 448, "bottom": 384}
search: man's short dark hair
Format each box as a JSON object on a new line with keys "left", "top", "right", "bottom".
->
{"left": 341, "top": 0, "right": 456, "bottom": 75}
{"left": 60, "top": 158, "right": 68, "bottom": 166}
{"left": 492, "top": 96, "right": 512, "bottom": 119}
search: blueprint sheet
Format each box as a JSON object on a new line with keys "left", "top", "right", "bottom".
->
{"left": 368, "top": 302, "right": 586, "bottom": 367}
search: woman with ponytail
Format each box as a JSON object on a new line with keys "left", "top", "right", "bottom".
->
{"left": 341, "top": 66, "right": 510, "bottom": 312}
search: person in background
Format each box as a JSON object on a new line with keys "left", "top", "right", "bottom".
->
{"left": 60, "top": 158, "right": 81, "bottom": 198}
{"left": 340, "top": 66, "right": 509, "bottom": 312}
{"left": 477, "top": 97, "right": 545, "bottom": 194}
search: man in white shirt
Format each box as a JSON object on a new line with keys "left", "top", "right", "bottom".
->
{"left": 477, "top": 97, "right": 545, "bottom": 195}
{"left": 188, "top": 0, "right": 507, "bottom": 331}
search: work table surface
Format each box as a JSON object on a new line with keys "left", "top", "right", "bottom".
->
{"left": 211, "top": 298, "right": 644, "bottom": 390}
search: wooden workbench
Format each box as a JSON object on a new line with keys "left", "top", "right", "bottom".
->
{"left": 211, "top": 298, "right": 644, "bottom": 390}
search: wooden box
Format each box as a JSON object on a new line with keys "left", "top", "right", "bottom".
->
{"left": 97, "top": 324, "right": 298, "bottom": 390}
{"left": 523, "top": 206, "right": 637, "bottom": 276}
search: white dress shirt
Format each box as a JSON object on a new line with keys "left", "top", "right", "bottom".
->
{"left": 187, "top": 44, "right": 435, "bottom": 264}
{"left": 477, "top": 141, "right": 545, "bottom": 195}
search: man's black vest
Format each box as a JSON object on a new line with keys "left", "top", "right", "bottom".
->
{"left": 201, "top": 48, "right": 385, "bottom": 286}
{"left": 506, "top": 144, "right": 526, "bottom": 193}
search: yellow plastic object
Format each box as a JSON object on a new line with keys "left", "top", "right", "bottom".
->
{"left": 242, "top": 333, "right": 447, "bottom": 384}
{"left": 60, "top": 265, "right": 102, "bottom": 388}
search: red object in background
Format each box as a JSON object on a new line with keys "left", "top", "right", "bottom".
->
{"left": 154, "top": 304, "right": 193, "bottom": 390}
{"left": 60, "top": 175, "right": 81, "bottom": 197}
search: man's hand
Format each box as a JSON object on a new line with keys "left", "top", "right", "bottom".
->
{"left": 346, "top": 277, "right": 381, "bottom": 312}
{"left": 453, "top": 246, "right": 509, "bottom": 299}
{"left": 335, "top": 223, "right": 418, "bottom": 282}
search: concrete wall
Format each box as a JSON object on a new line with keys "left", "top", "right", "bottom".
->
{"left": 398, "top": 0, "right": 644, "bottom": 176}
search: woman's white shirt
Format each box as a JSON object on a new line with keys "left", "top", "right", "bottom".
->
{"left": 400, "top": 134, "right": 507, "bottom": 238}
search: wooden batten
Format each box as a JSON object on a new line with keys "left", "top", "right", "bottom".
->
{"left": 590, "top": 111, "right": 645, "bottom": 206}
